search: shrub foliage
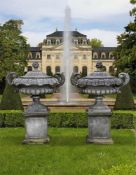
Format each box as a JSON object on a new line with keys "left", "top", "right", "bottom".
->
{"left": 0, "top": 110, "right": 136, "bottom": 129}
{"left": 114, "top": 83, "right": 135, "bottom": 110}
{"left": 0, "top": 84, "right": 23, "bottom": 110}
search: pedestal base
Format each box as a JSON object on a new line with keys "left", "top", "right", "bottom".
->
{"left": 23, "top": 137, "right": 50, "bottom": 144}
{"left": 24, "top": 116, "right": 49, "bottom": 144}
{"left": 86, "top": 136, "right": 113, "bottom": 144}
{"left": 24, "top": 96, "right": 49, "bottom": 144}
{"left": 87, "top": 96, "right": 113, "bottom": 145}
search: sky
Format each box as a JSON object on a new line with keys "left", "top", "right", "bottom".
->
{"left": 0, "top": 0, "right": 133, "bottom": 47}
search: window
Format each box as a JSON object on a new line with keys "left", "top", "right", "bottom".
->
{"left": 28, "top": 52, "right": 32, "bottom": 59}
{"left": 47, "top": 40, "right": 51, "bottom": 45}
{"left": 56, "top": 40, "right": 60, "bottom": 45}
{"left": 101, "top": 52, "right": 106, "bottom": 59}
{"left": 82, "top": 66, "right": 87, "bottom": 76}
{"left": 83, "top": 55, "right": 87, "bottom": 59}
{"left": 56, "top": 55, "right": 60, "bottom": 59}
{"left": 55, "top": 66, "right": 60, "bottom": 73}
{"left": 36, "top": 52, "right": 40, "bottom": 59}
{"left": 46, "top": 66, "right": 52, "bottom": 76}
{"left": 74, "top": 40, "right": 78, "bottom": 45}
{"left": 47, "top": 55, "right": 51, "bottom": 59}
{"left": 109, "top": 66, "right": 114, "bottom": 74}
{"left": 28, "top": 66, "right": 32, "bottom": 71}
{"left": 73, "top": 66, "right": 78, "bottom": 73}
{"left": 74, "top": 55, "right": 78, "bottom": 59}
{"left": 93, "top": 52, "right": 98, "bottom": 59}
{"left": 102, "top": 66, "right": 106, "bottom": 72}
{"left": 83, "top": 40, "right": 87, "bottom": 45}
{"left": 109, "top": 52, "right": 114, "bottom": 59}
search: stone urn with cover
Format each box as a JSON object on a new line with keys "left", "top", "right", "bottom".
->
{"left": 7, "top": 62, "right": 65, "bottom": 144}
{"left": 71, "top": 61, "right": 129, "bottom": 144}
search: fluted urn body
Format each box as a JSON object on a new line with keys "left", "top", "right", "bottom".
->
{"left": 7, "top": 62, "right": 65, "bottom": 144}
{"left": 71, "top": 61, "right": 129, "bottom": 144}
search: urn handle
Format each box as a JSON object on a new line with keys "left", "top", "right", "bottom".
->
{"left": 54, "top": 73, "right": 65, "bottom": 86}
{"left": 118, "top": 73, "right": 130, "bottom": 87}
{"left": 6, "top": 72, "right": 18, "bottom": 85}
{"left": 70, "top": 73, "right": 81, "bottom": 86}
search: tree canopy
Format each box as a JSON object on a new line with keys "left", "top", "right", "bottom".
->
{"left": 89, "top": 38, "right": 103, "bottom": 47}
{"left": 0, "top": 20, "right": 29, "bottom": 79}
{"left": 114, "top": 0, "right": 136, "bottom": 77}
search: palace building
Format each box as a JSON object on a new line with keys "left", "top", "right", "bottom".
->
{"left": 27, "top": 30, "right": 115, "bottom": 75}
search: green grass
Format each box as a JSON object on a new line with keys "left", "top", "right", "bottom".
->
{"left": 0, "top": 128, "right": 135, "bottom": 175}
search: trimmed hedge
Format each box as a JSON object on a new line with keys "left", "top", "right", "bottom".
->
{"left": 0, "top": 110, "right": 136, "bottom": 129}
{"left": 0, "top": 110, "right": 24, "bottom": 127}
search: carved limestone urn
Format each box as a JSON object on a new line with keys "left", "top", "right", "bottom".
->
{"left": 7, "top": 62, "right": 65, "bottom": 144}
{"left": 71, "top": 61, "right": 129, "bottom": 144}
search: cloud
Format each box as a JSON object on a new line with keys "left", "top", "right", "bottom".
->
{"left": 82, "top": 29, "right": 121, "bottom": 46}
{"left": 0, "top": 0, "right": 131, "bottom": 47}
{"left": 23, "top": 31, "right": 50, "bottom": 46}
{"left": 0, "top": 0, "right": 131, "bottom": 21}
{"left": 69, "top": 0, "right": 131, "bottom": 21}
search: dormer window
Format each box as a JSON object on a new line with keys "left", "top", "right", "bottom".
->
{"left": 74, "top": 40, "right": 78, "bottom": 45}
{"left": 101, "top": 52, "right": 106, "bottom": 59}
{"left": 36, "top": 52, "right": 40, "bottom": 59}
{"left": 83, "top": 40, "right": 87, "bottom": 45}
{"left": 93, "top": 52, "right": 98, "bottom": 59}
{"left": 47, "top": 40, "right": 51, "bottom": 45}
{"left": 109, "top": 52, "right": 114, "bottom": 59}
{"left": 56, "top": 40, "right": 60, "bottom": 45}
{"left": 28, "top": 52, "right": 32, "bottom": 59}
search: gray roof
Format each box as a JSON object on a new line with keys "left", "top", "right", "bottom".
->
{"left": 93, "top": 47, "right": 116, "bottom": 52}
{"left": 47, "top": 31, "right": 86, "bottom": 38}
{"left": 29, "top": 47, "right": 41, "bottom": 52}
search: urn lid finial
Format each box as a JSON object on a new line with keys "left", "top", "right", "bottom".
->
{"left": 32, "top": 62, "right": 39, "bottom": 70}
{"left": 96, "top": 61, "right": 103, "bottom": 71}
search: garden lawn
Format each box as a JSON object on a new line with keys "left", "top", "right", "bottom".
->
{"left": 0, "top": 128, "right": 135, "bottom": 175}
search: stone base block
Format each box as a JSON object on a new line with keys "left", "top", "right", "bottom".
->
{"left": 24, "top": 116, "right": 49, "bottom": 144}
{"left": 86, "top": 136, "right": 113, "bottom": 144}
{"left": 23, "top": 137, "right": 50, "bottom": 144}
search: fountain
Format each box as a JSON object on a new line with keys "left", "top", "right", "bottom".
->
{"left": 61, "top": 6, "right": 72, "bottom": 103}
{"left": 6, "top": 62, "right": 65, "bottom": 144}
{"left": 71, "top": 61, "right": 129, "bottom": 144}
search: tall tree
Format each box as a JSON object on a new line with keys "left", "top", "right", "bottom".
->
{"left": 89, "top": 38, "right": 103, "bottom": 47}
{"left": 114, "top": 0, "right": 136, "bottom": 78}
{"left": 0, "top": 20, "right": 29, "bottom": 79}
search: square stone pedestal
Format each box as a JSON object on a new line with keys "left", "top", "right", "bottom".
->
{"left": 86, "top": 116, "right": 113, "bottom": 144}
{"left": 86, "top": 97, "right": 113, "bottom": 144}
{"left": 23, "top": 115, "right": 49, "bottom": 144}
{"left": 23, "top": 96, "right": 50, "bottom": 144}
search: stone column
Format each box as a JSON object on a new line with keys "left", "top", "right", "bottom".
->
{"left": 87, "top": 96, "right": 113, "bottom": 144}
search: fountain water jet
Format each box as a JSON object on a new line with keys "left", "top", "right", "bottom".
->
{"left": 61, "top": 6, "right": 72, "bottom": 103}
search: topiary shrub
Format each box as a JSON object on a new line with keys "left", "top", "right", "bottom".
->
{"left": 114, "top": 83, "right": 135, "bottom": 110}
{"left": 0, "top": 84, "right": 23, "bottom": 110}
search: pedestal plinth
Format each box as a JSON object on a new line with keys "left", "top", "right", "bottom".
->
{"left": 23, "top": 96, "right": 49, "bottom": 144}
{"left": 87, "top": 97, "right": 113, "bottom": 144}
